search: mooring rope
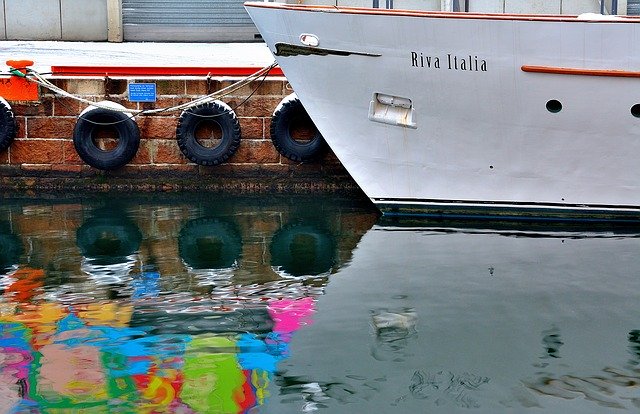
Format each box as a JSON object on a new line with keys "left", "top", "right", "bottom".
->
{"left": 3, "top": 62, "right": 279, "bottom": 125}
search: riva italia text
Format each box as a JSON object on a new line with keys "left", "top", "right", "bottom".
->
{"left": 410, "top": 52, "right": 487, "bottom": 72}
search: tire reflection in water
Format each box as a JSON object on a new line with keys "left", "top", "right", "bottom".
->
{"left": 76, "top": 208, "right": 142, "bottom": 288}
{"left": 178, "top": 217, "right": 242, "bottom": 287}
{"left": 270, "top": 221, "right": 336, "bottom": 278}
{"left": 0, "top": 220, "right": 22, "bottom": 280}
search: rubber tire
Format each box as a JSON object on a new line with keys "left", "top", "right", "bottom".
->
{"left": 76, "top": 216, "right": 143, "bottom": 266}
{"left": 270, "top": 223, "right": 335, "bottom": 277}
{"left": 178, "top": 218, "right": 242, "bottom": 270}
{"left": 73, "top": 108, "right": 140, "bottom": 170}
{"left": 176, "top": 102, "right": 241, "bottom": 166}
{"left": 0, "top": 101, "right": 16, "bottom": 154}
{"left": 270, "top": 97, "right": 327, "bottom": 162}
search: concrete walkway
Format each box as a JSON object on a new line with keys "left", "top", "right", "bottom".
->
{"left": 0, "top": 41, "right": 276, "bottom": 74}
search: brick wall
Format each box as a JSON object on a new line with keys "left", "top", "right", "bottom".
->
{"left": 0, "top": 76, "right": 357, "bottom": 193}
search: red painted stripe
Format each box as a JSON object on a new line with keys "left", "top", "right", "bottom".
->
{"left": 522, "top": 65, "right": 640, "bottom": 78}
{"left": 50, "top": 66, "right": 283, "bottom": 77}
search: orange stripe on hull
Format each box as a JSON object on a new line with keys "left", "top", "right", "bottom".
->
{"left": 522, "top": 65, "right": 640, "bottom": 78}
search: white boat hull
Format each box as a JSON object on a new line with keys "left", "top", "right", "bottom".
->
{"left": 245, "top": 3, "right": 640, "bottom": 220}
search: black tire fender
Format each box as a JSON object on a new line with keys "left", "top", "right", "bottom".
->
{"left": 270, "top": 94, "right": 327, "bottom": 162}
{"left": 176, "top": 101, "right": 241, "bottom": 166}
{"left": 73, "top": 103, "right": 140, "bottom": 170}
{"left": 0, "top": 98, "right": 17, "bottom": 154}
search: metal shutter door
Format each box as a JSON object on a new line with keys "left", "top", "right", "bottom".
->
{"left": 123, "top": 0, "right": 260, "bottom": 42}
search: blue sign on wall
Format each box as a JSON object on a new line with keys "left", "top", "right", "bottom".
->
{"left": 128, "top": 83, "right": 157, "bottom": 103}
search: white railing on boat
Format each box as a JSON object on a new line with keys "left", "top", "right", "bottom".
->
{"left": 284, "top": 0, "right": 632, "bottom": 15}
{"left": 443, "top": 0, "right": 623, "bottom": 14}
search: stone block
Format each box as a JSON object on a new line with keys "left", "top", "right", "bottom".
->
{"left": 155, "top": 80, "right": 186, "bottom": 96}
{"left": 15, "top": 118, "right": 26, "bottom": 139}
{"left": 219, "top": 79, "right": 286, "bottom": 97}
{"left": 51, "top": 164, "right": 83, "bottom": 172}
{"left": 186, "top": 80, "right": 210, "bottom": 96}
{"left": 153, "top": 140, "right": 184, "bottom": 164}
{"left": 11, "top": 101, "right": 53, "bottom": 117}
{"left": 20, "top": 164, "right": 52, "bottom": 171}
{"left": 62, "top": 140, "right": 83, "bottom": 164}
{"left": 53, "top": 97, "right": 83, "bottom": 117}
{"left": 147, "top": 164, "right": 196, "bottom": 173}
{"left": 131, "top": 140, "right": 152, "bottom": 165}
{"left": 65, "top": 79, "right": 106, "bottom": 96}
{"left": 233, "top": 140, "right": 280, "bottom": 164}
{"left": 27, "top": 117, "right": 75, "bottom": 139}
{"left": 232, "top": 96, "right": 283, "bottom": 118}
{"left": 5, "top": 0, "right": 62, "bottom": 40}
{"left": 61, "top": 0, "right": 108, "bottom": 41}
{"left": 11, "top": 139, "right": 65, "bottom": 164}
{"left": 239, "top": 117, "right": 265, "bottom": 140}
{"left": 137, "top": 117, "right": 178, "bottom": 140}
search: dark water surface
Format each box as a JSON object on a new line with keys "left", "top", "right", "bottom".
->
{"left": 1, "top": 193, "right": 640, "bottom": 413}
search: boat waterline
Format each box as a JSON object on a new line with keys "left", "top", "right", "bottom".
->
{"left": 375, "top": 199, "right": 640, "bottom": 222}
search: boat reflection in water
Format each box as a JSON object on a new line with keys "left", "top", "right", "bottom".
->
{"left": 2, "top": 195, "right": 640, "bottom": 412}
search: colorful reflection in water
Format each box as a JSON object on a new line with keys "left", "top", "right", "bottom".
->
{"left": 0, "top": 193, "right": 377, "bottom": 413}
{"left": 0, "top": 298, "right": 316, "bottom": 412}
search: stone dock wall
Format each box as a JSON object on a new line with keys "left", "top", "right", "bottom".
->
{"left": 0, "top": 75, "right": 359, "bottom": 193}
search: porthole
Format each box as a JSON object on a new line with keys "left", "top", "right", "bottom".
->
{"left": 546, "top": 100, "right": 562, "bottom": 113}
{"left": 631, "top": 104, "right": 640, "bottom": 118}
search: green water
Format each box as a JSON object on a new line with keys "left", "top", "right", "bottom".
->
{"left": 1, "top": 193, "right": 640, "bottom": 413}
